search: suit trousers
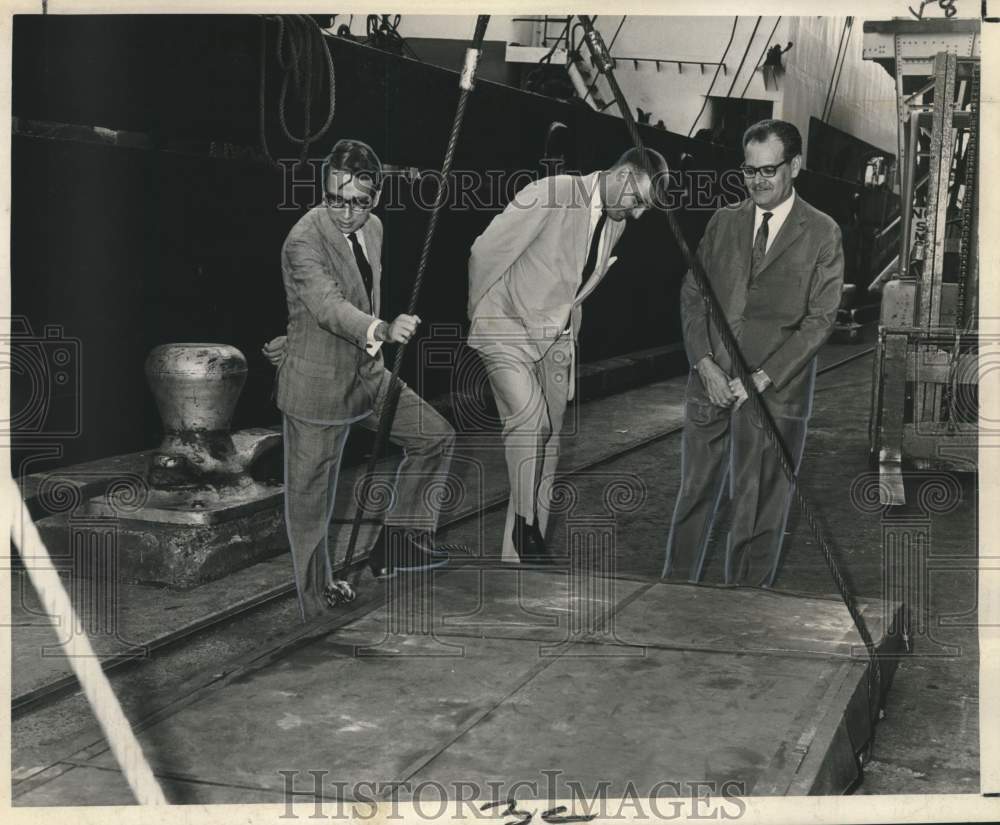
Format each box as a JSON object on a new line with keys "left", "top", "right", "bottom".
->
{"left": 282, "top": 370, "right": 455, "bottom": 621}
{"left": 662, "top": 392, "right": 808, "bottom": 587}
{"left": 479, "top": 338, "right": 573, "bottom": 528}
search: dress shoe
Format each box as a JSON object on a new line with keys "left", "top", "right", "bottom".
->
{"left": 322, "top": 579, "right": 356, "bottom": 607}
{"left": 367, "top": 527, "right": 392, "bottom": 579}
{"left": 512, "top": 514, "right": 555, "bottom": 565}
{"left": 400, "top": 530, "right": 452, "bottom": 566}
{"left": 368, "top": 527, "right": 449, "bottom": 580}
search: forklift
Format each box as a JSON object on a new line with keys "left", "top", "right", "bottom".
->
{"left": 863, "top": 18, "right": 980, "bottom": 505}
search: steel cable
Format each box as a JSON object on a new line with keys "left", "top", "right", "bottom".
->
{"left": 339, "top": 16, "right": 492, "bottom": 583}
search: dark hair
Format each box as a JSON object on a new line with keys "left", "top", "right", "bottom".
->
{"left": 614, "top": 146, "right": 669, "bottom": 179}
{"left": 324, "top": 138, "right": 383, "bottom": 192}
{"left": 742, "top": 119, "right": 802, "bottom": 161}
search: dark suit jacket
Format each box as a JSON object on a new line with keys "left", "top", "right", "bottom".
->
{"left": 276, "top": 207, "right": 384, "bottom": 423}
{"left": 681, "top": 193, "right": 844, "bottom": 418}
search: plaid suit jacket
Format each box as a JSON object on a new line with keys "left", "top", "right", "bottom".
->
{"left": 276, "top": 207, "right": 384, "bottom": 423}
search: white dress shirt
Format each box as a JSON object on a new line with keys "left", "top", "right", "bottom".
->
{"left": 742, "top": 190, "right": 795, "bottom": 387}
{"left": 753, "top": 189, "right": 795, "bottom": 253}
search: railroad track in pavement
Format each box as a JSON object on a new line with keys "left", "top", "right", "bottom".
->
{"left": 12, "top": 346, "right": 876, "bottom": 719}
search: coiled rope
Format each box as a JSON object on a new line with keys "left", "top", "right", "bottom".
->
{"left": 259, "top": 14, "right": 336, "bottom": 168}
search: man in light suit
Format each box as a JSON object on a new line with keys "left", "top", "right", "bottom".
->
{"left": 273, "top": 139, "right": 455, "bottom": 621}
{"left": 468, "top": 148, "right": 669, "bottom": 563}
{"left": 662, "top": 119, "right": 844, "bottom": 587}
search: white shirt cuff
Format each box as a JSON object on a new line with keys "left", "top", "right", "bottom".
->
{"left": 365, "top": 318, "right": 384, "bottom": 356}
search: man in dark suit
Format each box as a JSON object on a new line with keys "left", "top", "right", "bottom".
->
{"left": 271, "top": 139, "right": 455, "bottom": 621}
{"left": 662, "top": 119, "right": 844, "bottom": 587}
{"left": 468, "top": 148, "right": 669, "bottom": 564}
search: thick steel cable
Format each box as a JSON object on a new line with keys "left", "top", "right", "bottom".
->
{"left": 824, "top": 17, "right": 854, "bottom": 124}
{"left": 340, "top": 16, "right": 491, "bottom": 582}
{"left": 686, "top": 16, "right": 739, "bottom": 137}
{"left": 739, "top": 16, "right": 782, "bottom": 99}
{"left": 7, "top": 479, "right": 167, "bottom": 805}
{"left": 821, "top": 18, "right": 851, "bottom": 123}
{"left": 722, "top": 16, "right": 762, "bottom": 99}
{"left": 576, "top": 15, "right": 883, "bottom": 718}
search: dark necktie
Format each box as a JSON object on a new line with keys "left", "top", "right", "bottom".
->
{"left": 751, "top": 211, "right": 773, "bottom": 274}
{"left": 348, "top": 232, "right": 374, "bottom": 311}
{"left": 564, "top": 211, "right": 608, "bottom": 333}
{"left": 578, "top": 211, "right": 608, "bottom": 297}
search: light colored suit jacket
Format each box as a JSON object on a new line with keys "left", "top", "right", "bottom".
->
{"left": 467, "top": 172, "right": 625, "bottom": 363}
{"left": 276, "top": 207, "right": 384, "bottom": 423}
{"left": 681, "top": 193, "right": 844, "bottom": 418}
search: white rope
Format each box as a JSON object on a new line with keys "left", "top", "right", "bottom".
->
{"left": 6, "top": 476, "right": 167, "bottom": 805}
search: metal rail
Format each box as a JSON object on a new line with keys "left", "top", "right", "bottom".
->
{"left": 611, "top": 55, "right": 727, "bottom": 74}
{"left": 12, "top": 347, "right": 875, "bottom": 718}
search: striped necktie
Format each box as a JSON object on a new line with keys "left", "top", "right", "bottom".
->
{"left": 751, "top": 211, "right": 772, "bottom": 273}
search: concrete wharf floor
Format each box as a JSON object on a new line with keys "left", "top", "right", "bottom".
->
{"left": 10, "top": 337, "right": 979, "bottom": 802}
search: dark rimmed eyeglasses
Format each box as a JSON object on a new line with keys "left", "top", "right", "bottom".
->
{"left": 740, "top": 158, "right": 791, "bottom": 179}
{"left": 323, "top": 192, "right": 375, "bottom": 211}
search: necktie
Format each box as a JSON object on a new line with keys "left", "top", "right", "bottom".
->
{"left": 348, "top": 232, "right": 374, "bottom": 311}
{"left": 564, "top": 211, "right": 608, "bottom": 333}
{"left": 578, "top": 211, "right": 608, "bottom": 297}
{"left": 751, "top": 211, "right": 772, "bottom": 274}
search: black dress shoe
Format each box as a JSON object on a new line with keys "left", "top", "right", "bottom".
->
{"left": 392, "top": 530, "right": 450, "bottom": 573}
{"left": 411, "top": 532, "right": 450, "bottom": 558}
{"left": 323, "top": 579, "right": 356, "bottom": 607}
{"left": 512, "top": 514, "right": 555, "bottom": 565}
{"left": 367, "top": 527, "right": 393, "bottom": 580}
{"left": 401, "top": 531, "right": 454, "bottom": 563}
{"left": 369, "top": 527, "right": 449, "bottom": 580}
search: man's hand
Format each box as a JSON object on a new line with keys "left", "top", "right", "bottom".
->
{"left": 262, "top": 335, "right": 287, "bottom": 367}
{"left": 729, "top": 377, "right": 748, "bottom": 410}
{"left": 730, "top": 370, "right": 772, "bottom": 411}
{"left": 385, "top": 314, "right": 421, "bottom": 344}
{"left": 695, "top": 356, "right": 736, "bottom": 407}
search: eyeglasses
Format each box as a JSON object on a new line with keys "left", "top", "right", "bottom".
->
{"left": 323, "top": 192, "right": 375, "bottom": 211}
{"left": 740, "top": 158, "right": 790, "bottom": 178}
